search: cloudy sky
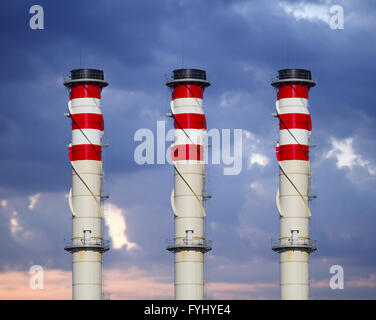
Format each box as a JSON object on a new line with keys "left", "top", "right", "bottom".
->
{"left": 0, "top": 0, "right": 375, "bottom": 299}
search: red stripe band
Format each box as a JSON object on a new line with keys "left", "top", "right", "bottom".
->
{"left": 276, "top": 144, "right": 309, "bottom": 161}
{"left": 172, "top": 84, "right": 203, "bottom": 100}
{"left": 72, "top": 113, "right": 104, "bottom": 131}
{"left": 171, "top": 144, "right": 203, "bottom": 161}
{"left": 277, "top": 84, "right": 309, "bottom": 100}
{"left": 174, "top": 113, "right": 206, "bottom": 130}
{"left": 279, "top": 113, "right": 311, "bottom": 131}
{"left": 69, "top": 144, "right": 102, "bottom": 161}
{"left": 70, "top": 84, "right": 101, "bottom": 100}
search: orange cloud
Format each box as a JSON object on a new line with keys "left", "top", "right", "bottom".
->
{"left": 103, "top": 267, "right": 173, "bottom": 299}
{"left": 0, "top": 269, "right": 70, "bottom": 300}
{"left": 206, "top": 282, "right": 278, "bottom": 300}
{"left": 3, "top": 267, "right": 374, "bottom": 300}
{"left": 0, "top": 267, "right": 277, "bottom": 300}
{"left": 0, "top": 267, "right": 173, "bottom": 300}
{"left": 345, "top": 274, "right": 376, "bottom": 288}
{"left": 311, "top": 273, "right": 376, "bottom": 289}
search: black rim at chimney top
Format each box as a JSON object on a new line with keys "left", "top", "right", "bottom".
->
{"left": 70, "top": 68, "right": 104, "bottom": 81}
{"left": 173, "top": 69, "right": 207, "bottom": 81}
{"left": 64, "top": 68, "right": 108, "bottom": 88}
{"left": 166, "top": 68, "right": 210, "bottom": 88}
{"left": 278, "top": 69, "right": 312, "bottom": 81}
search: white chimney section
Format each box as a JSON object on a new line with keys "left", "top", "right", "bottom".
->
{"left": 271, "top": 68, "right": 317, "bottom": 300}
{"left": 64, "top": 69, "right": 109, "bottom": 300}
{"left": 166, "top": 68, "right": 212, "bottom": 300}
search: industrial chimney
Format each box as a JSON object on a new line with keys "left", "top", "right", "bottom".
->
{"left": 64, "top": 68, "right": 109, "bottom": 300}
{"left": 271, "top": 68, "right": 317, "bottom": 300}
{"left": 166, "top": 68, "right": 212, "bottom": 300}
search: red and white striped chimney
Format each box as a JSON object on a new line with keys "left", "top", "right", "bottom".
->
{"left": 64, "top": 68, "right": 109, "bottom": 300}
{"left": 166, "top": 68, "right": 212, "bottom": 300}
{"left": 271, "top": 68, "right": 317, "bottom": 300}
